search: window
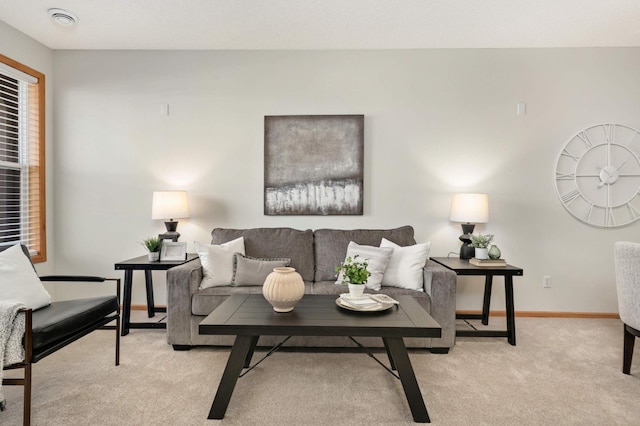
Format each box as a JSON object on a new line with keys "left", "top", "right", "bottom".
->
{"left": 0, "top": 54, "right": 46, "bottom": 262}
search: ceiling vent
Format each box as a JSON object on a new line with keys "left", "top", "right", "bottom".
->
{"left": 48, "top": 8, "right": 78, "bottom": 27}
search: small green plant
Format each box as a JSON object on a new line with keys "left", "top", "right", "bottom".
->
{"left": 335, "top": 254, "right": 371, "bottom": 285}
{"left": 142, "top": 236, "right": 162, "bottom": 253}
{"left": 469, "top": 233, "right": 494, "bottom": 249}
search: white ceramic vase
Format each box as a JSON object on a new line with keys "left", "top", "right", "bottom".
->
{"left": 148, "top": 252, "right": 160, "bottom": 262}
{"left": 262, "top": 267, "right": 305, "bottom": 312}
{"left": 348, "top": 283, "right": 365, "bottom": 299}
{"left": 475, "top": 247, "right": 489, "bottom": 260}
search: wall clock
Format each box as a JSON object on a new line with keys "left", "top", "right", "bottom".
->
{"left": 555, "top": 123, "right": 640, "bottom": 228}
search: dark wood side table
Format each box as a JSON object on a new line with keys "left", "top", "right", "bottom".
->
{"left": 430, "top": 257, "right": 524, "bottom": 346}
{"left": 114, "top": 253, "right": 198, "bottom": 336}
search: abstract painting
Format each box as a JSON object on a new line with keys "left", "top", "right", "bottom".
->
{"left": 264, "top": 115, "right": 364, "bottom": 215}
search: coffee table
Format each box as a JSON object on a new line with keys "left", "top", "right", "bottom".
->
{"left": 199, "top": 294, "right": 441, "bottom": 423}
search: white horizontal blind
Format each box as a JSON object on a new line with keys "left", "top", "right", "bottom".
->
{"left": 0, "top": 58, "right": 44, "bottom": 260}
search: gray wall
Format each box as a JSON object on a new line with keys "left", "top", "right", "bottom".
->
{"left": 2, "top": 17, "right": 639, "bottom": 313}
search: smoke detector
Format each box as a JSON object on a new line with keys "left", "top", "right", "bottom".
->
{"left": 48, "top": 8, "right": 78, "bottom": 27}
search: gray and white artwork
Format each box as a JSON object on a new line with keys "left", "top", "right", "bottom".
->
{"left": 264, "top": 115, "right": 364, "bottom": 215}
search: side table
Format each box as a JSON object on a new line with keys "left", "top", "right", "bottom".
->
{"left": 115, "top": 253, "right": 199, "bottom": 336}
{"left": 430, "top": 257, "right": 524, "bottom": 345}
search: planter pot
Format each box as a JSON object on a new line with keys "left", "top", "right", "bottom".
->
{"left": 347, "top": 283, "right": 365, "bottom": 299}
{"left": 262, "top": 267, "right": 305, "bottom": 313}
{"left": 474, "top": 248, "right": 489, "bottom": 260}
{"left": 148, "top": 252, "right": 160, "bottom": 262}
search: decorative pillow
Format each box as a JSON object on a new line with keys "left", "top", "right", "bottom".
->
{"left": 231, "top": 254, "right": 291, "bottom": 286}
{"left": 380, "top": 238, "right": 431, "bottom": 291}
{"left": 197, "top": 237, "right": 245, "bottom": 289}
{"left": 335, "top": 241, "right": 393, "bottom": 291}
{"left": 0, "top": 244, "right": 51, "bottom": 310}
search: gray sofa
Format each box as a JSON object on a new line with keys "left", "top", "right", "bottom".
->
{"left": 166, "top": 226, "right": 457, "bottom": 352}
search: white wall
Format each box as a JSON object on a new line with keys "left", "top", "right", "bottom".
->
{"left": 0, "top": 21, "right": 56, "bottom": 284}
{"left": 50, "top": 48, "right": 640, "bottom": 313}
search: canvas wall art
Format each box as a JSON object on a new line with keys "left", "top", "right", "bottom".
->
{"left": 264, "top": 115, "right": 364, "bottom": 215}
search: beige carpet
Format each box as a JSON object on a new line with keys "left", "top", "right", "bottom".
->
{"left": 2, "top": 315, "right": 640, "bottom": 425}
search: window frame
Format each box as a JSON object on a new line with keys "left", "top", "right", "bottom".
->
{"left": 0, "top": 54, "right": 46, "bottom": 263}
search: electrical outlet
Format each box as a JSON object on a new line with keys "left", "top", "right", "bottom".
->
{"left": 543, "top": 276, "right": 552, "bottom": 288}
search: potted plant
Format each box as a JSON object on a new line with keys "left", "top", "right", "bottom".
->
{"left": 143, "top": 236, "right": 162, "bottom": 261}
{"left": 335, "top": 254, "right": 371, "bottom": 298}
{"left": 469, "top": 233, "right": 494, "bottom": 260}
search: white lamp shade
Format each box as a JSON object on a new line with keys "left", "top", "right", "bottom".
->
{"left": 151, "top": 191, "right": 190, "bottom": 220}
{"left": 450, "top": 193, "right": 489, "bottom": 223}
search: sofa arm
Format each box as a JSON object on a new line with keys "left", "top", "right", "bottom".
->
{"left": 166, "top": 258, "right": 202, "bottom": 346}
{"left": 423, "top": 259, "right": 457, "bottom": 349}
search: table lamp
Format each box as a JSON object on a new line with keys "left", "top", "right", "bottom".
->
{"left": 450, "top": 193, "right": 489, "bottom": 259}
{"left": 151, "top": 190, "right": 189, "bottom": 241}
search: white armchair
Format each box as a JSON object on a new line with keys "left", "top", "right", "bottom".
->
{"left": 614, "top": 241, "right": 640, "bottom": 375}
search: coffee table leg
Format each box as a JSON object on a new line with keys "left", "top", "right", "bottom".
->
{"left": 244, "top": 336, "right": 260, "bottom": 368}
{"left": 383, "top": 337, "right": 430, "bottom": 423}
{"left": 208, "top": 335, "right": 257, "bottom": 419}
{"left": 382, "top": 338, "right": 397, "bottom": 370}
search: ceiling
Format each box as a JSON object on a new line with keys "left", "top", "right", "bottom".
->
{"left": 1, "top": 0, "right": 640, "bottom": 50}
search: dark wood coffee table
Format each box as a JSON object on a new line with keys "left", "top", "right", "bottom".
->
{"left": 199, "top": 294, "right": 442, "bottom": 423}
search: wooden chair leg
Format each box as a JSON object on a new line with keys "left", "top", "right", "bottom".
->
{"left": 623, "top": 324, "right": 636, "bottom": 375}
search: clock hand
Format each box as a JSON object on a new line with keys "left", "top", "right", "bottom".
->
{"left": 613, "top": 158, "right": 628, "bottom": 172}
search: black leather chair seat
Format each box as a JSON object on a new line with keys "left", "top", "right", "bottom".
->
{"left": 31, "top": 296, "right": 119, "bottom": 358}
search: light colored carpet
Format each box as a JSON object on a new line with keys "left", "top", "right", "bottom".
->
{"left": 2, "top": 315, "right": 640, "bottom": 425}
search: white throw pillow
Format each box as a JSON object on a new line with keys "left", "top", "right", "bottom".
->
{"left": 380, "top": 238, "right": 431, "bottom": 291}
{"left": 197, "top": 237, "right": 246, "bottom": 289}
{"left": 0, "top": 244, "right": 51, "bottom": 310}
{"left": 335, "top": 241, "right": 393, "bottom": 291}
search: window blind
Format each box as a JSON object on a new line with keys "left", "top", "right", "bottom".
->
{"left": 0, "top": 55, "right": 46, "bottom": 262}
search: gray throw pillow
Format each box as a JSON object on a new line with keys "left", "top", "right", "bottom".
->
{"left": 232, "top": 253, "right": 291, "bottom": 286}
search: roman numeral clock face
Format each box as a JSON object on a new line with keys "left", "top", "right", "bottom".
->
{"left": 555, "top": 124, "right": 640, "bottom": 227}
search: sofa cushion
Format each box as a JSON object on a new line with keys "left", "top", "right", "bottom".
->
{"left": 232, "top": 253, "right": 290, "bottom": 286}
{"left": 380, "top": 238, "right": 430, "bottom": 291}
{"left": 335, "top": 242, "right": 393, "bottom": 291}
{"left": 212, "top": 228, "right": 315, "bottom": 282}
{"left": 312, "top": 281, "right": 432, "bottom": 312}
{"left": 192, "top": 282, "right": 314, "bottom": 316}
{"left": 314, "top": 226, "right": 416, "bottom": 282}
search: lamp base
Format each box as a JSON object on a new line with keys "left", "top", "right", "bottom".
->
{"left": 158, "top": 232, "right": 180, "bottom": 242}
{"left": 160, "top": 220, "right": 180, "bottom": 242}
{"left": 459, "top": 223, "right": 475, "bottom": 260}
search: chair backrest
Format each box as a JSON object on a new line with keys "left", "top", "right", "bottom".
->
{"left": 614, "top": 241, "right": 640, "bottom": 329}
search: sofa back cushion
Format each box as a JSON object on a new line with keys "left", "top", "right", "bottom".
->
{"left": 313, "top": 226, "right": 416, "bottom": 282}
{"left": 211, "top": 228, "right": 315, "bottom": 282}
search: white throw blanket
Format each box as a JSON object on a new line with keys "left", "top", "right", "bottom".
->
{"left": 0, "top": 301, "right": 26, "bottom": 411}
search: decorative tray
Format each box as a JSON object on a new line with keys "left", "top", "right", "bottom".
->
{"left": 335, "top": 294, "right": 399, "bottom": 312}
